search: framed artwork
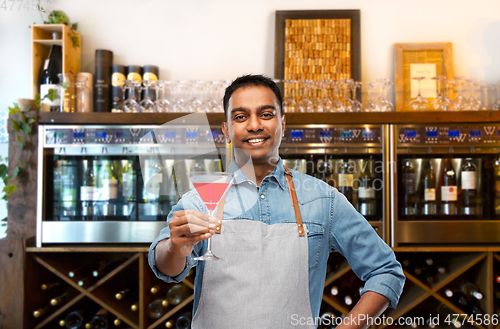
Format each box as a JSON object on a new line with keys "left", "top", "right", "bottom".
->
{"left": 275, "top": 10, "right": 361, "bottom": 104}
{"left": 394, "top": 42, "right": 454, "bottom": 111}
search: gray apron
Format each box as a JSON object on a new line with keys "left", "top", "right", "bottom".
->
{"left": 192, "top": 167, "right": 315, "bottom": 329}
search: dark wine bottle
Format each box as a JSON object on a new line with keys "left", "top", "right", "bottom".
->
{"left": 50, "top": 289, "right": 73, "bottom": 306}
{"left": 65, "top": 309, "right": 87, "bottom": 329}
{"left": 176, "top": 312, "right": 192, "bottom": 329}
{"left": 68, "top": 259, "right": 106, "bottom": 279}
{"left": 166, "top": 284, "right": 190, "bottom": 306}
{"left": 94, "top": 49, "right": 113, "bottom": 112}
{"left": 40, "top": 281, "right": 61, "bottom": 291}
{"left": 92, "top": 258, "right": 124, "bottom": 278}
{"left": 81, "top": 157, "right": 95, "bottom": 220}
{"left": 88, "top": 308, "right": 109, "bottom": 329}
{"left": 441, "top": 158, "right": 457, "bottom": 215}
{"left": 147, "top": 298, "right": 169, "bottom": 319}
{"left": 33, "top": 304, "right": 51, "bottom": 318}
{"left": 39, "top": 45, "right": 62, "bottom": 112}
{"left": 338, "top": 159, "right": 354, "bottom": 203}
{"left": 459, "top": 281, "right": 483, "bottom": 300}
{"left": 421, "top": 160, "right": 437, "bottom": 215}
{"left": 111, "top": 65, "right": 126, "bottom": 112}
{"left": 402, "top": 159, "right": 416, "bottom": 215}
{"left": 460, "top": 158, "right": 477, "bottom": 215}
{"left": 357, "top": 157, "right": 376, "bottom": 216}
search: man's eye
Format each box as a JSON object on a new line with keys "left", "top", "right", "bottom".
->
{"left": 262, "top": 113, "right": 274, "bottom": 118}
{"left": 234, "top": 115, "right": 245, "bottom": 120}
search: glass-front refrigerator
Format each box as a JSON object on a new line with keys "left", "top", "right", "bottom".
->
{"left": 36, "top": 124, "right": 227, "bottom": 246}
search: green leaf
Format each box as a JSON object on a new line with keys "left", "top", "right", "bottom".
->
{"left": 3, "top": 184, "right": 17, "bottom": 197}
{"left": 62, "top": 82, "right": 69, "bottom": 90}
{"left": 21, "top": 122, "right": 30, "bottom": 134}
{"left": 0, "top": 164, "right": 8, "bottom": 179}
{"left": 28, "top": 118, "right": 36, "bottom": 124}
{"left": 18, "top": 141, "right": 24, "bottom": 151}
{"left": 35, "top": 93, "right": 41, "bottom": 108}
{"left": 13, "top": 167, "right": 20, "bottom": 178}
{"left": 71, "top": 23, "right": 78, "bottom": 31}
{"left": 71, "top": 36, "right": 80, "bottom": 48}
{"left": 8, "top": 106, "right": 20, "bottom": 116}
{"left": 11, "top": 119, "right": 20, "bottom": 132}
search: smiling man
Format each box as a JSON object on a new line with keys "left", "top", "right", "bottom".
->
{"left": 149, "top": 74, "right": 405, "bottom": 329}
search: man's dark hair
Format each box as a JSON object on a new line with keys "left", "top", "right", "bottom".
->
{"left": 223, "top": 74, "right": 283, "bottom": 121}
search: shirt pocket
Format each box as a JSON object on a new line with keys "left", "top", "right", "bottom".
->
{"left": 303, "top": 222, "right": 325, "bottom": 270}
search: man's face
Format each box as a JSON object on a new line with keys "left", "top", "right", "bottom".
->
{"left": 222, "top": 85, "right": 285, "bottom": 165}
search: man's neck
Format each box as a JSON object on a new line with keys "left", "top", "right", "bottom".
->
{"left": 235, "top": 157, "right": 279, "bottom": 186}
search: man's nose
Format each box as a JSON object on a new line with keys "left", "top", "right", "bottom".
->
{"left": 246, "top": 115, "right": 263, "bottom": 132}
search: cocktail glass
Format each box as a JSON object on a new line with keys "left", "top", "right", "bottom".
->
{"left": 188, "top": 172, "right": 236, "bottom": 261}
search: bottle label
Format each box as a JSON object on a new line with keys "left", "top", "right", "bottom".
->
{"left": 40, "top": 84, "right": 61, "bottom": 111}
{"left": 101, "top": 179, "right": 118, "bottom": 200}
{"left": 111, "top": 73, "right": 126, "bottom": 87}
{"left": 358, "top": 187, "right": 375, "bottom": 199}
{"left": 338, "top": 174, "right": 354, "bottom": 187}
{"left": 441, "top": 186, "right": 457, "bottom": 201}
{"left": 404, "top": 173, "right": 415, "bottom": 195}
{"left": 122, "top": 173, "right": 134, "bottom": 198}
{"left": 143, "top": 72, "right": 158, "bottom": 82}
{"left": 424, "top": 188, "right": 436, "bottom": 201}
{"left": 461, "top": 171, "right": 477, "bottom": 190}
{"left": 127, "top": 72, "right": 142, "bottom": 82}
{"left": 81, "top": 186, "right": 95, "bottom": 201}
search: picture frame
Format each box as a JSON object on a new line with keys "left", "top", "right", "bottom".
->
{"left": 275, "top": 10, "right": 361, "bottom": 101}
{"left": 394, "top": 42, "right": 454, "bottom": 111}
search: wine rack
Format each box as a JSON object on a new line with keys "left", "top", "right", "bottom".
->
{"left": 321, "top": 251, "right": 500, "bottom": 329}
{"left": 24, "top": 248, "right": 195, "bottom": 329}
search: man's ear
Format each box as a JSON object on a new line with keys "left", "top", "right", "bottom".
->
{"left": 221, "top": 122, "right": 231, "bottom": 144}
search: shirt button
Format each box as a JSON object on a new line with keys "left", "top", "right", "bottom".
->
{"left": 260, "top": 194, "right": 265, "bottom": 199}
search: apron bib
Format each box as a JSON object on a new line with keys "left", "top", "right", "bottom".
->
{"left": 192, "top": 166, "right": 315, "bottom": 329}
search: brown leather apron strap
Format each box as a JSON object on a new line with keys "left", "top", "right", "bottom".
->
{"left": 213, "top": 165, "right": 305, "bottom": 236}
{"left": 283, "top": 167, "right": 305, "bottom": 237}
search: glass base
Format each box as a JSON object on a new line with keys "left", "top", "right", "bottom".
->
{"left": 192, "top": 251, "right": 222, "bottom": 261}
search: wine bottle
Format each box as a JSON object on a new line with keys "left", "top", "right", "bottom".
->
{"left": 65, "top": 310, "right": 87, "bottom": 329}
{"left": 166, "top": 284, "right": 190, "bottom": 306}
{"left": 121, "top": 158, "right": 136, "bottom": 216}
{"left": 150, "top": 285, "right": 165, "bottom": 294}
{"left": 338, "top": 159, "right": 354, "bottom": 203}
{"left": 94, "top": 49, "right": 113, "bottom": 112}
{"left": 92, "top": 258, "right": 125, "bottom": 278}
{"left": 147, "top": 298, "right": 169, "bottom": 319}
{"left": 81, "top": 157, "right": 95, "bottom": 219}
{"left": 494, "top": 159, "right": 500, "bottom": 215}
{"left": 165, "top": 320, "right": 174, "bottom": 328}
{"left": 420, "top": 160, "right": 437, "bottom": 215}
{"left": 175, "top": 312, "right": 192, "bottom": 329}
{"left": 113, "top": 318, "right": 121, "bottom": 326}
{"left": 101, "top": 162, "right": 118, "bottom": 216}
{"left": 68, "top": 259, "right": 106, "bottom": 278}
{"left": 494, "top": 274, "right": 500, "bottom": 285}
{"left": 441, "top": 158, "right": 457, "bottom": 215}
{"left": 39, "top": 45, "right": 62, "bottom": 112}
{"left": 330, "top": 285, "right": 339, "bottom": 296}
{"left": 50, "top": 289, "right": 72, "bottom": 306}
{"left": 88, "top": 308, "right": 109, "bottom": 329}
{"left": 111, "top": 65, "right": 126, "bottom": 112}
{"left": 437, "top": 303, "right": 462, "bottom": 328}
{"left": 459, "top": 281, "right": 483, "bottom": 300}
{"left": 59, "top": 319, "right": 65, "bottom": 327}
{"left": 40, "top": 281, "right": 61, "bottom": 291}
{"left": 357, "top": 157, "right": 376, "bottom": 216}
{"left": 131, "top": 302, "right": 138, "bottom": 312}
{"left": 460, "top": 158, "right": 477, "bottom": 215}
{"left": 33, "top": 304, "right": 51, "bottom": 318}
{"left": 402, "top": 159, "right": 416, "bottom": 215}
{"left": 115, "top": 288, "right": 137, "bottom": 301}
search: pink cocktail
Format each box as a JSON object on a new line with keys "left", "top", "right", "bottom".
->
{"left": 189, "top": 172, "right": 235, "bottom": 260}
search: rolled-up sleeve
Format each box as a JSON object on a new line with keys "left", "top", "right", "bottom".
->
{"left": 148, "top": 191, "right": 205, "bottom": 283}
{"left": 329, "top": 190, "right": 405, "bottom": 309}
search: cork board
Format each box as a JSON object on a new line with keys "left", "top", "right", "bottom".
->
{"left": 275, "top": 10, "right": 361, "bottom": 103}
{"left": 394, "top": 43, "right": 454, "bottom": 111}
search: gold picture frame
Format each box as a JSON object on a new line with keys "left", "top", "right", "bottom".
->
{"left": 394, "top": 42, "right": 454, "bottom": 111}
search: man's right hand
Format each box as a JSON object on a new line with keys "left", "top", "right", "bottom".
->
{"left": 167, "top": 209, "right": 217, "bottom": 257}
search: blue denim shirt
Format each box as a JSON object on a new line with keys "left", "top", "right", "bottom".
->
{"left": 149, "top": 158, "right": 405, "bottom": 318}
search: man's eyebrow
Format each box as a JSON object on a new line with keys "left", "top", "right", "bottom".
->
{"left": 230, "top": 107, "right": 248, "bottom": 116}
{"left": 258, "top": 105, "right": 276, "bottom": 111}
{"left": 230, "top": 105, "right": 276, "bottom": 116}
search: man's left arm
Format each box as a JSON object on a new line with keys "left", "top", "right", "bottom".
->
{"left": 329, "top": 190, "right": 406, "bottom": 319}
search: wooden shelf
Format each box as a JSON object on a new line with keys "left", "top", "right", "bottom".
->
{"left": 37, "top": 111, "right": 500, "bottom": 126}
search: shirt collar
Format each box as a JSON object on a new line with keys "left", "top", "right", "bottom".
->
{"left": 227, "top": 157, "right": 287, "bottom": 190}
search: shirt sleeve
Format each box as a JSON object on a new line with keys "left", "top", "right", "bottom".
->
{"left": 148, "top": 190, "right": 206, "bottom": 283}
{"left": 329, "top": 189, "right": 406, "bottom": 309}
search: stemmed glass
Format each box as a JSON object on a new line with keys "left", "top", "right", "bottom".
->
{"left": 491, "top": 84, "right": 500, "bottom": 111}
{"left": 377, "top": 79, "right": 394, "bottom": 112}
{"left": 298, "top": 79, "right": 314, "bottom": 113}
{"left": 452, "top": 77, "right": 467, "bottom": 111}
{"left": 350, "top": 81, "right": 363, "bottom": 112}
{"left": 140, "top": 80, "right": 156, "bottom": 112}
{"left": 409, "top": 77, "right": 428, "bottom": 111}
{"left": 171, "top": 81, "right": 188, "bottom": 113}
{"left": 154, "top": 80, "right": 171, "bottom": 113}
{"left": 318, "top": 79, "right": 333, "bottom": 113}
{"left": 431, "top": 76, "right": 451, "bottom": 111}
{"left": 466, "top": 81, "right": 486, "bottom": 111}
{"left": 282, "top": 79, "right": 298, "bottom": 113}
{"left": 186, "top": 80, "right": 204, "bottom": 113}
{"left": 331, "top": 81, "right": 345, "bottom": 112}
{"left": 365, "top": 82, "right": 379, "bottom": 112}
{"left": 188, "top": 172, "right": 236, "bottom": 261}
{"left": 122, "top": 80, "right": 141, "bottom": 113}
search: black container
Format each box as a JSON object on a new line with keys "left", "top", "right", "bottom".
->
{"left": 126, "top": 65, "right": 143, "bottom": 101}
{"left": 111, "top": 65, "right": 126, "bottom": 112}
{"left": 94, "top": 49, "right": 113, "bottom": 112}
{"left": 143, "top": 65, "right": 159, "bottom": 101}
